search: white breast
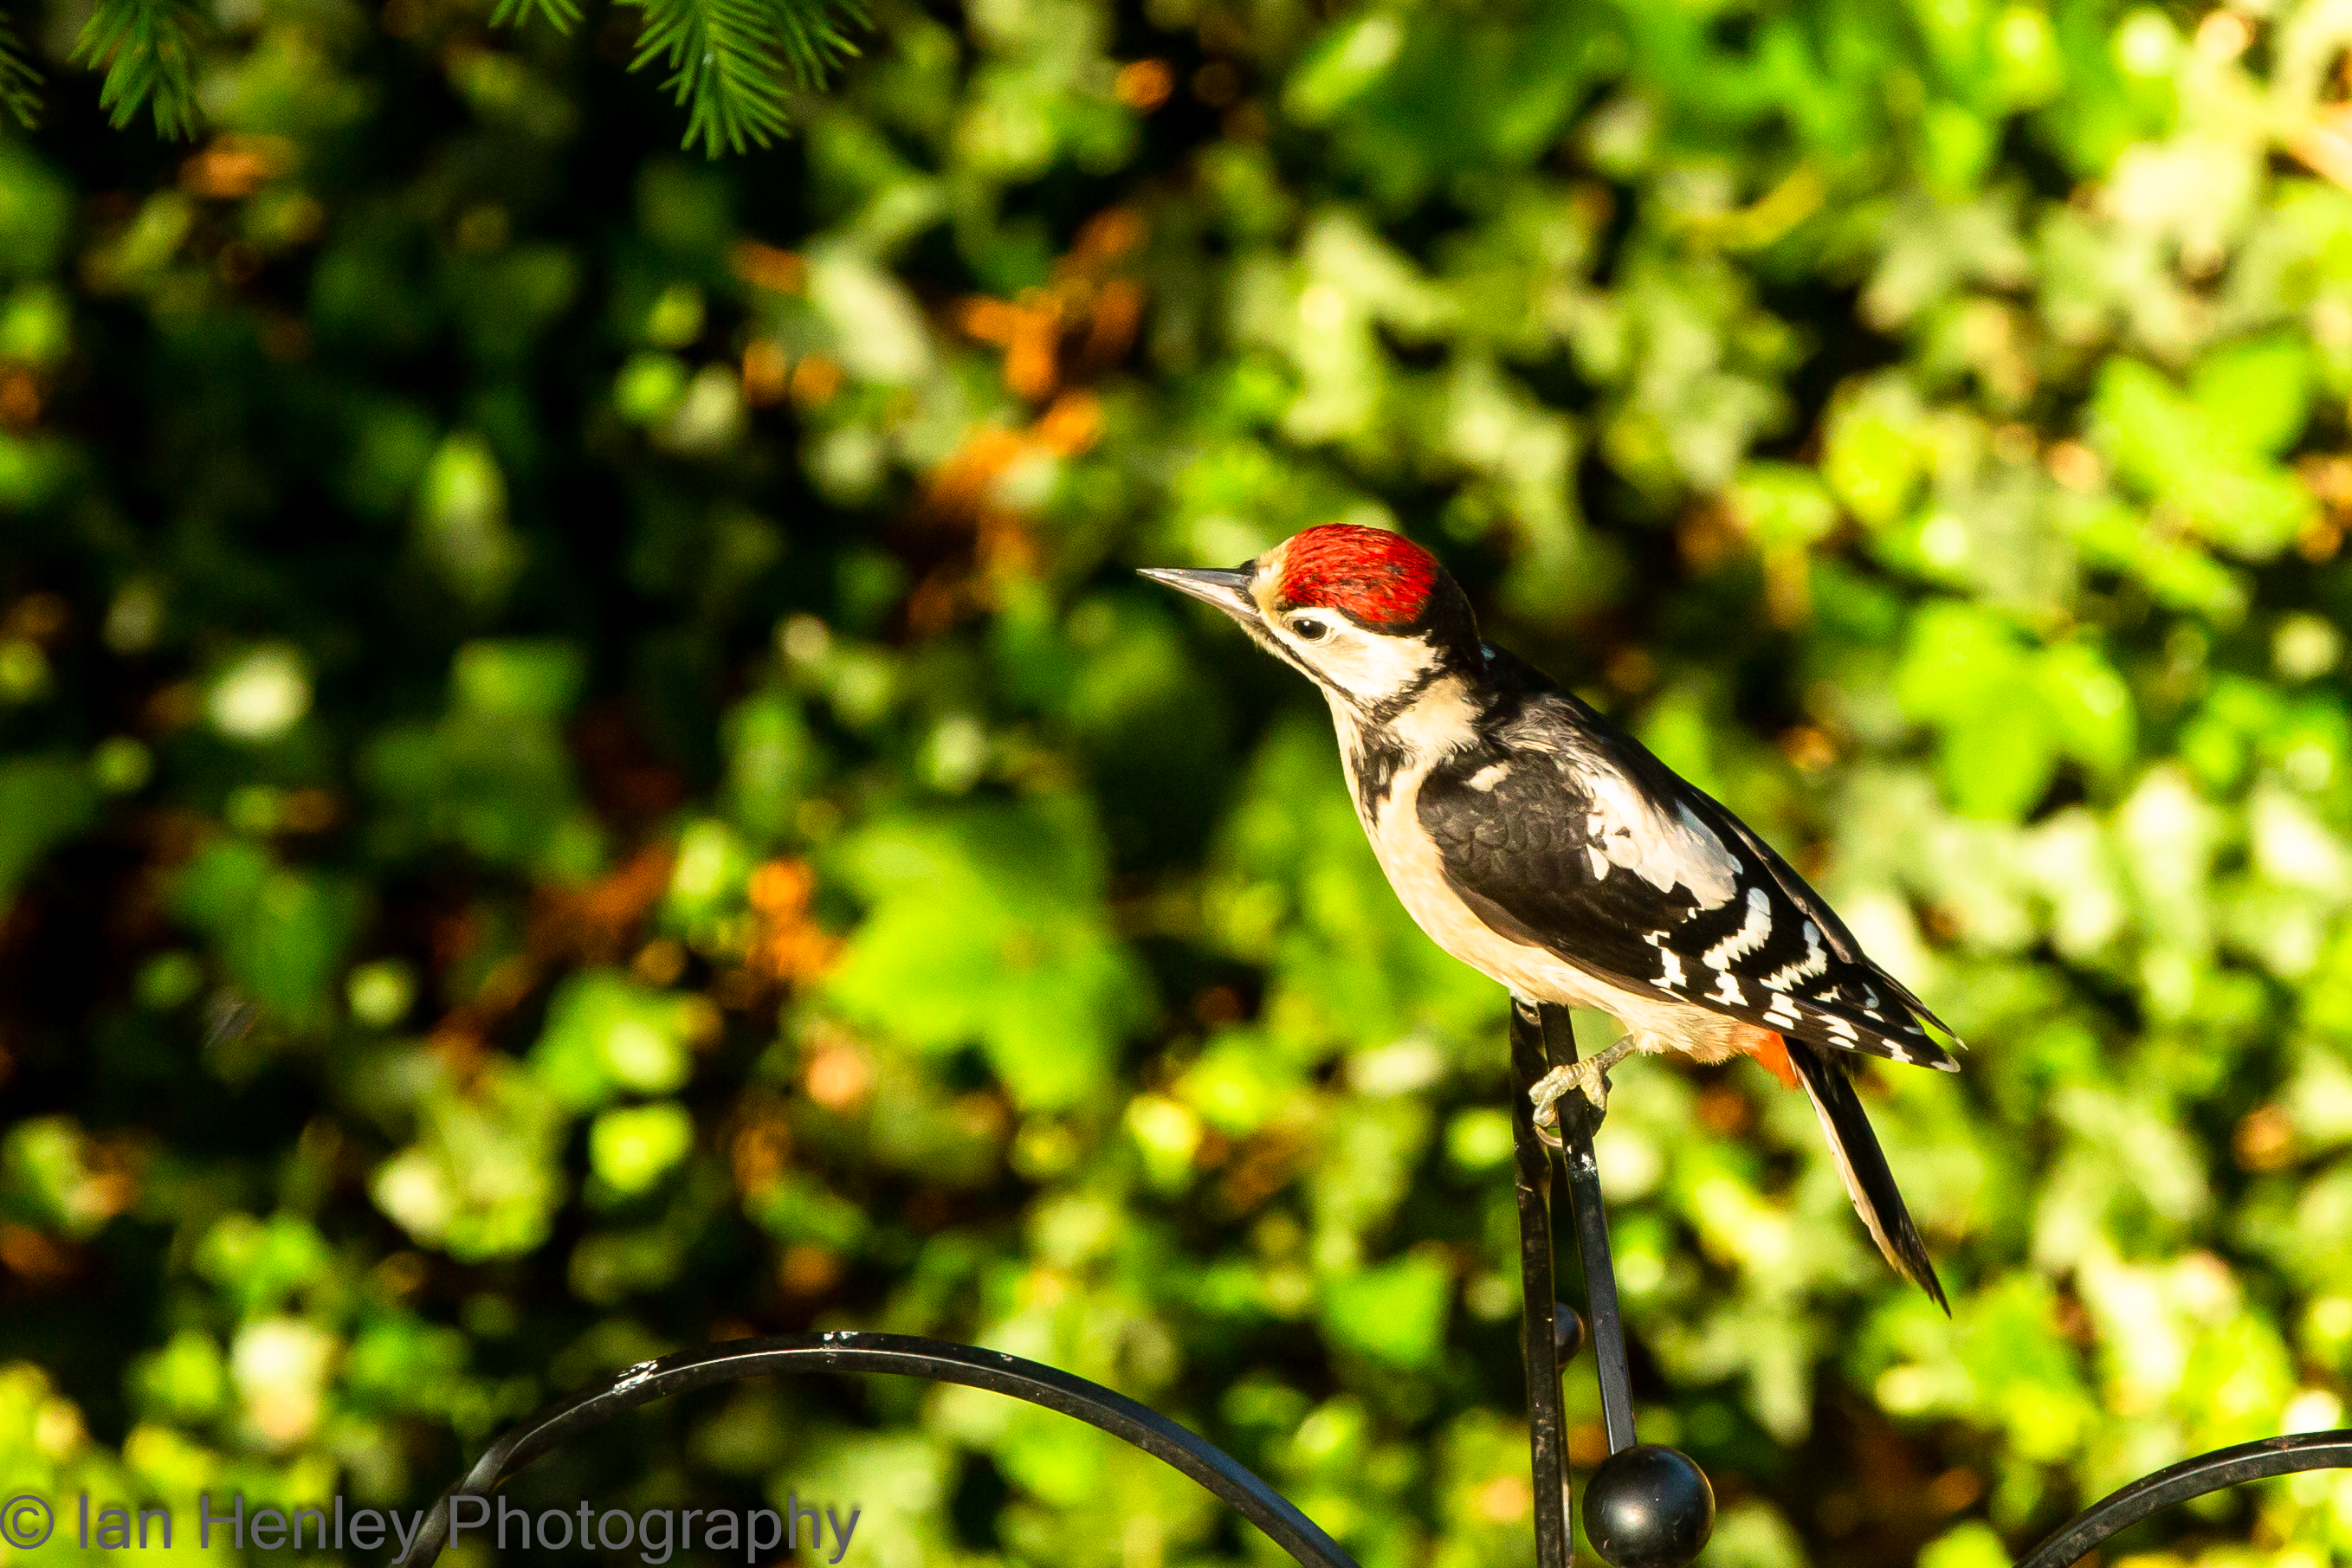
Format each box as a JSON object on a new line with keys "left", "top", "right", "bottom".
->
{"left": 1356, "top": 752, "right": 1613, "bottom": 1004}
{"left": 1340, "top": 720, "right": 1746, "bottom": 1060}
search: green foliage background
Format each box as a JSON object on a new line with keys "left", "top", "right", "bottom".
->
{"left": 3, "top": 0, "right": 2352, "bottom": 1565}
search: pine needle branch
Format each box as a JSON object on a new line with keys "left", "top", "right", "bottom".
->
{"left": 488, "top": 0, "right": 582, "bottom": 36}
{"left": 620, "top": 0, "right": 863, "bottom": 157}
{"left": 762, "top": 0, "right": 859, "bottom": 87}
{"left": 0, "top": 8, "right": 42, "bottom": 127}
{"left": 71, "top": 0, "right": 206, "bottom": 139}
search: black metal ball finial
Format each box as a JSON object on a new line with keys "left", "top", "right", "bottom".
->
{"left": 1553, "top": 1304, "right": 1586, "bottom": 1363}
{"left": 1580, "top": 1443, "right": 1714, "bottom": 1568}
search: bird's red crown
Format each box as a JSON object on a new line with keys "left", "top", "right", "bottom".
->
{"left": 1271, "top": 525, "right": 1439, "bottom": 629}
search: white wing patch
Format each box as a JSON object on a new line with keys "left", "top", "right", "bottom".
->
{"left": 1703, "top": 886, "right": 1773, "bottom": 968}
{"left": 1575, "top": 763, "right": 1741, "bottom": 910}
{"left": 1763, "top": 920, "right": 1827, "bottom": 991}
{"left": 1468, "top": 763, "right": 1510, "bottom": 791}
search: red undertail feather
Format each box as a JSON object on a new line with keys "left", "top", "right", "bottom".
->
{"left": 1739, "top": 1026, "right": 1800, "bottom": 1091}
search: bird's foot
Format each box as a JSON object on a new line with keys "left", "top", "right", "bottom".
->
{"left": 1528, "top": 1061, "right": 1606, "bottom": 1130}
{"left": 1528, "top": 1042, "right": 1637, "bottom": 1131}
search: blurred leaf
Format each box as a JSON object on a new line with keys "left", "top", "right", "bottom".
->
{"left": 0, "top": 756, "right": 95, "bottom": 907}
{"left": 364, "top": 648, "right": 593, "bottom": 874}
{"left": 0, "top": 1117, "right": 119, "bottom": 1237}
{"left": 195, "top": 1213, "right": 332, "bottom": 1318}
{"left": 827, "top": 797, "right": 1150, "bottom": 1111}
{"left": 1732, "top": 462, "right": 1838, "bottom": 551}
{"left": 530, "top": 970, "right": 703, "bottom": 1112}
{"left": 171, "top": 842, "right": 360, "bottom": 1029}
{"left": 2187, "top": 335, "right": 2311, "bottom": 459}
{"left": 2088, "top": 358, "right": 2316, "bottom": 561}
{"left": 722, "top": 690, "right": 823, "bottom": 843}
{"left": 417, "top": 435, "right": 524, "bottom": 608}
{"left": 1284, "top": 13, "right": 1403, "bottom": 126}
{"left": 454, "top": 640, "right": 585, "bottom": 720}
{"left": 1321, "top": 1249, "right": 1451, "bottom": 1369}
{"left": 372, "top": 1058, "right": 567, "bottom": 1261}
{"left": 0, "top": 146, "right": 70, "bottom": 277}
{"left": 588, "top": 1101, "right": 695, "bottom": 1194}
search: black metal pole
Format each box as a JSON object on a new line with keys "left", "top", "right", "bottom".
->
{"left": 1510, "top": 1000, "right": 1574, "bottom": 1568}
{"left": 1521, "top": 1006, "right": 1714, "bottom": 1568}
{"left": 1539, "top": 1003, "right": 1638, "bottom": 1455}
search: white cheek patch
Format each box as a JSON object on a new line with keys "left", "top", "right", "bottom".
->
{"left": 1310, "top": 627, "right": 1444, "bottom": 707}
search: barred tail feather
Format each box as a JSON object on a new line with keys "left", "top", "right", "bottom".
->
{"left": 1787, "top": 1038, "right": 1948, "bottom": 1314}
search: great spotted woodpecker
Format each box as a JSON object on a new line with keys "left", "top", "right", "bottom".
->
{"left": 1145, "top": 523, "right": 1958, "bottom": 1308}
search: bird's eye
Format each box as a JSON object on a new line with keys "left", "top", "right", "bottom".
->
{"left": 1291, "top": 617, "right": 1329, "bottom": 642}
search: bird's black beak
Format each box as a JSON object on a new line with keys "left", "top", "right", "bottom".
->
{"left": 1138, "top": 566, "right": 1261, "bottom": 626}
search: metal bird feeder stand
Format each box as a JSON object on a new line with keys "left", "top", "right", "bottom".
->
{"left": 399, "top": 1002, "right": 2352, "bottom": 1568}
{"left": 1512, "top": 999, "right": 1714, "bottom": 1568}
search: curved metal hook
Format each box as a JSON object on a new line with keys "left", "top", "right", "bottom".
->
{"left": 2014, "top": 1428, "right": 2352, "bottom": 1568}
{"left": 391, "top": 1331, "right": 1360, "bottom": 1568}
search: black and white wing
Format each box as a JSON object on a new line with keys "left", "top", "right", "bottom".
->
{"left": 1420, "top": 648, "right": 1961, "bottom": 1072}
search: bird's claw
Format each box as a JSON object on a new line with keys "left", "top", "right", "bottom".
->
{"left": 1528, "top": 1061, "right": 1610, "bottom": 1132}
